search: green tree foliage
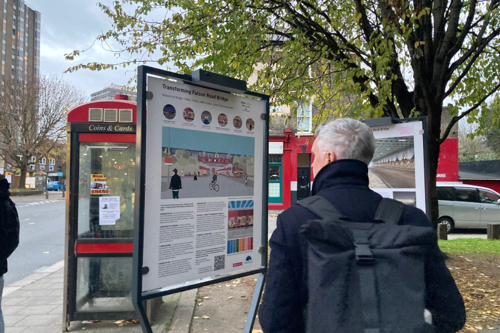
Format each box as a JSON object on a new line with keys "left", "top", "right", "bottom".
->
{"left": 483, "top": 97, "right": 500, "bottom": 156}
{"left": 66, "top": 0, "right": 500, "bottom": 225}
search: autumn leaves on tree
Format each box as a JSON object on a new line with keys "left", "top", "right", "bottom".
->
{"left": 65, "top": 0, "right": 500, "bottom": 225}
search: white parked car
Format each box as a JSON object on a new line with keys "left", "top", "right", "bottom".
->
{"left": 438, "top": 183, "right": 500, "bottom": 233}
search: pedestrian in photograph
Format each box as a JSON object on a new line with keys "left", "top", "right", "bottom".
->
{"left": 258, "top": 118, "right": 465, "bottom": 333}
{"left": 0, "top": 177, "right": 20, "bottom": 333}
{"left": 169, "top": 168, "right": 182, "bottom": 199}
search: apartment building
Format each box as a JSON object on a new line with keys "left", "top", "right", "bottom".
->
{"left": 0, "top": 0, "right": 40, "bottom": 175}
{"left": 91, "top": 83, "right": 137, "bottom": 101}
{"left": 1, "top": 0, "right": 40, "bottom": 83}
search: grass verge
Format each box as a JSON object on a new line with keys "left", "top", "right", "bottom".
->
{"left": 439, "top": 238, "right": 500, "bottom": 255}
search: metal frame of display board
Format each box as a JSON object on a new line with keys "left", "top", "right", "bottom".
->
{"left": 363, "top": 116, "right": 430, "bottom": 217}
{"left": 133, "top": 66, "right": 269, "bottom": 333}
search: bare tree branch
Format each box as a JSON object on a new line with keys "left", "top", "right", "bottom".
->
{"left": 0, "top": 75, "right": 87, "bottom": 187}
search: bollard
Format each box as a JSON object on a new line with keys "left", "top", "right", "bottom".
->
{"left": 62, "top": 189, "right": 65, "bottom": 198}
{"left": 437, "top": 224, "right": 448, "bottom": 240}
{"left": 45, "top": 188, "right": 48, "bottom": 199}
{"left": 487, "top": 224, "right": 500, "bottom": 240}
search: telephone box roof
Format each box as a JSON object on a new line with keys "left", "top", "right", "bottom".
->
{"left": 67, "top": 98, "right": 137, "bottom": 123}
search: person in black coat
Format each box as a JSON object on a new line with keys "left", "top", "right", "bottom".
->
{"left": 258, "top": 118, "right": 465, "bottom": 333}
{"left": 169, "top": 169, "right": 182, "bottom": 199}
{"left": 0, "top": 178, "right": 20, "bottom": 332}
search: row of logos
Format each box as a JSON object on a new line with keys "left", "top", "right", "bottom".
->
{"left": 163, "top": 104, "right": 255, "bottom": 131}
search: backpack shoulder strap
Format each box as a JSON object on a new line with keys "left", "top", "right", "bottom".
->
{"left": 297, "top": 195, "right": 343, "bottom": 221}
{"left": 373, "top": 198, "right": 406, "bottom": 225}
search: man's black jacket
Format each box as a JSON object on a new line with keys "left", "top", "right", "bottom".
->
{"left": 0, "top": 188, "right": 20, "bottom": 276}
{"left": 169, "top": 174, "right": 182, "bottom": 190}
{"left": 258, "top": 159, "right": 465, "bottom": 333}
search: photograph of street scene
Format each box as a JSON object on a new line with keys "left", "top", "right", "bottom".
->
{"left": 161, "top": 127, "right": 255, "bottom": 199}
{"left": 368, "top": 136, "right": 415, "bottom": 189}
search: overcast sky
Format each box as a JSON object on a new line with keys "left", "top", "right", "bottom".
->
{"left": 29, "top": 0, "right": 137, "bottom": 99}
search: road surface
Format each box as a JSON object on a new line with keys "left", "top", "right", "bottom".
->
{"left": 5, "top": 194, "right": 65, "bottom": 286}
{"left": 369, "top": 166, "right": 416, "bottom": 188}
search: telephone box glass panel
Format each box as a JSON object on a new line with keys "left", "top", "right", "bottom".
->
{"left": 78, "top": 142, "right": 136, "bottom": 239}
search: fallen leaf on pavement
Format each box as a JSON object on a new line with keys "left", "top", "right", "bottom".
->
{"left": 202, "top": 315, "right": 210, "bottom": 319}
{"left": 114, "top": 319, "right": 139, "bottom": 326}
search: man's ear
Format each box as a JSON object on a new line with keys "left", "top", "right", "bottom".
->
{"left": 327, "top": 151, "right": 337, "bottom": 163}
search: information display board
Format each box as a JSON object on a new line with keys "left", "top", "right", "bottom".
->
{"left": 133, "top": 67, "right": 269, "bottom": 333}
{"left": 142, "top": 76, "right": 265, "bottom": 291}
{"left": 365, "top": 118, "right": 429, "bottom": 214}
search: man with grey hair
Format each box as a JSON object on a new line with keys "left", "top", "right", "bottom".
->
{"left": 259, "top": 118, "right": 465, "bottom": 333}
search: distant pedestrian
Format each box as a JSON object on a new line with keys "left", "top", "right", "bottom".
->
{"left": 169, "top": 169, "right": 182, "bottom": 199}
{"left": 0, "top": 177, "right": 20, "bottom": 333}
{"left": 194, "top": 172, "right": 197, "bottom": 181}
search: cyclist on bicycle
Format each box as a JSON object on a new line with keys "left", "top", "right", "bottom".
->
{"left": 212, "top": 173, "right": 218, "bottom": 184}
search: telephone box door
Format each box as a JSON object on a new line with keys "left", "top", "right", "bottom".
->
{"left": 67, "top": 135, "right": 137, "bottom": 321}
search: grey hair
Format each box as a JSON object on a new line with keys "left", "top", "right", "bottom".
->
{"left": 315, "top": 118, "right": 376, "bottom": 165}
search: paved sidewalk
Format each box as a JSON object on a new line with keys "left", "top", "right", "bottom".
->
{"left": 2, "top": 261, "right": 197, "bottom": 333}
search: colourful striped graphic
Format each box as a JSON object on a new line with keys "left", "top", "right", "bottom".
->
{"left": 227, "top": 237, "right": 254, "bottom": 254}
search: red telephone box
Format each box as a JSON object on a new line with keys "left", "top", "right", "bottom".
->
{"left": 63, "top": 95, "right": 139, "bottom": 326}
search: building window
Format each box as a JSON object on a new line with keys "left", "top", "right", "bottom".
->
{"left": 296, "top": 99, "right": 313, "bottom": 134}
{"left": 49, "top": 158, "right": 55, "bottom": 165}
{"left": 30, "top": 156, "right": 36, "bottom": 163}
{"left": 40, "top": 157, "right": 46, "bottom": 165}
{"left": 49, "top": 166, "right": 54, "bottom": 172}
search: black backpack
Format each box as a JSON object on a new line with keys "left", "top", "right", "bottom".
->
{"left": 298, "top": 195, "right": 437, "bottom": 333}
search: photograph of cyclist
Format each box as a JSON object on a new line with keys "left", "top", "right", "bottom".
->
{"left": 209, "top": 173, "right": 220, "bottom": 192}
